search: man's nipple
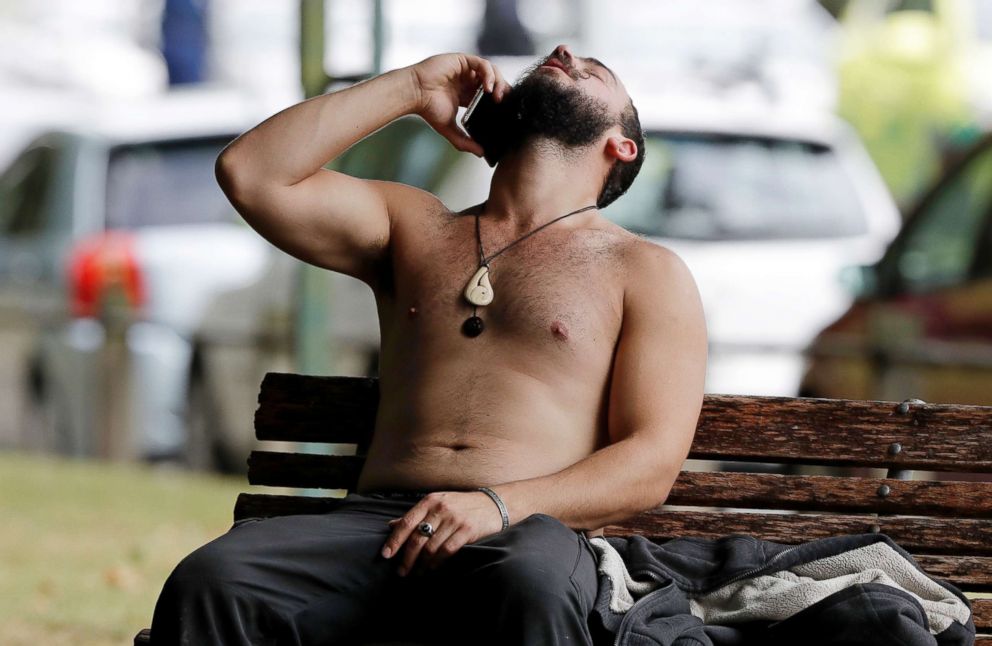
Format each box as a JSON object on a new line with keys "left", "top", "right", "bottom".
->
{"left": 550, "top": 319, "right": 569, "bottom": 340}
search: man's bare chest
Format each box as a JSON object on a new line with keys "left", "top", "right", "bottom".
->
{"left": 384, "top": 213, "right": 627, "bottom": 350}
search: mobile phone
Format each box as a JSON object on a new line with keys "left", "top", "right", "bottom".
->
{"left": 461, "top": 84, "right": 508, "bottom": 167}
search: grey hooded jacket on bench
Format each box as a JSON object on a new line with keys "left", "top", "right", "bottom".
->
{"left": 589, "top": 533, "right": 976, "bottom": 646}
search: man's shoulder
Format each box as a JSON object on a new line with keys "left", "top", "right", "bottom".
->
{"left": 619, "top": 236, "right": 694, "bottom": 283}
{"left": 371, "top": 180, "right": 452, "bottom": 217}
{"left": 617, "top": 236, "right": 700, "bottom": 313}
{"left": 582, "top": 222, "right": 697, "bottom": 302}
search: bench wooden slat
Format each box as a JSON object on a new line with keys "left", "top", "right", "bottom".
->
{"left": 235, "top": 492, "right": 344, "bottom": 520}
{"left": 255, "top": 404, "right": 372, "bottom": 447}
{"left": 258, "top": 372, "right": 378, "bottom": 406}
{"left": 914, "top": 556, "right": 992, "bottom": 593}
{"left": 693, "top": 395, "right": 992, "bottom": 472}
{"left": 609, "top": 510, "right": 992, "bottom": 556}
{"left": 255, "top": 374, "right": 992, "bottom": 473}
{"left": 247, "top": 452, "right": 363, "bottom": 489}
{"left": 976, "top": 599, "right": 992, "bottom": 632}
{"left": 668, "top": 471, "right": 992, "bottom": 518}
{"left": 246, "top": 452, "right": 992, "bottom": 518}
{"left": 254, "top": 374, "right": 377, "bottom": 445}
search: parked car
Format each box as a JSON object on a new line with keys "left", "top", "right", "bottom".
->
{"left": 330, "top": 94, "right": 901, "bottom": 397}
{"left": 0, "top": 87, "right": 378, "bottom": 472}
{"left": 605, "top": 97, "right": 901, "bottom": 396}
{"left": 799, "top": 132, "right": 992, "bottom": 405}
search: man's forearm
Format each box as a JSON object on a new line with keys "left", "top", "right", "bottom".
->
{"left": 216, "top": 66, "right": 421, "bottom": 192}
{"left": 490, "top": 436, "right": 684, "bottom": 531}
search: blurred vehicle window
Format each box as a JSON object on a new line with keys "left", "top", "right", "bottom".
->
{"left": 605, "top": 133, "right": 867, "bottom": 240}
{"left": 0, "top": 145, "right": 56, "bottom": 237}
{"left": 892, "top": 143, "right": 992, "bottom": 292}
{"left": 105, "top": 137, "right": 235, "bottom": 229}
{"left": 887, "top": 0, "right": 934, "bottom": 14}
{"left": 977, "top": 0, "right": 992, "bottom": 40}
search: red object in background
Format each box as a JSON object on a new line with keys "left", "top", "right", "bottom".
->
{"left": 67, "top": 231, "right": 145, "bottom": 318}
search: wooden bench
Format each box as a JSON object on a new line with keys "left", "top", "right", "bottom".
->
{"left": 136, "top": 372, "right": 992, "bottom": 644}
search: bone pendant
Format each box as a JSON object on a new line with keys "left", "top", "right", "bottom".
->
{"left": 464, "top": 265, "right": 494, "bottom": 306}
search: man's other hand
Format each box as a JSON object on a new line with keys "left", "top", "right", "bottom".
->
{"left": 381, "top": 491, "right": 505, "bottom": 576}
{"left": 409, "top": 53, "right": 512, "bottom": 157}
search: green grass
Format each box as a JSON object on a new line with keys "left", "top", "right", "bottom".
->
{"left": 0, "top": 450, "right": 252, "bottom": 646}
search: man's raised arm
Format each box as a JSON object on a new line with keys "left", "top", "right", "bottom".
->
{"left": 214, "top": 55, "right": 511, "bottom": 287}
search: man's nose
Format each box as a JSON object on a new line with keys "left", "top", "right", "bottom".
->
{"left": 552, "top": 44, "right": 574, "bottom": 64}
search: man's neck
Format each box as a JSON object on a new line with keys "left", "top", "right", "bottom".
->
{"left": 483, "top": 139, "right": 602, "bottom": 231}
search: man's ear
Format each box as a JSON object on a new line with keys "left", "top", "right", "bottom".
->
{"left": 606, "top": 136, "right": 637, "bottom": 163}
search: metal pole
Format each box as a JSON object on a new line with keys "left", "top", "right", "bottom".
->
{"left": 372, "top": 0, "right": 384, "bottom": 74}
{"left": 300, "top": 0, "right": 331, "bottom": 98}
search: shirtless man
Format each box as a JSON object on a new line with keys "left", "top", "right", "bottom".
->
{"left": 150, "top": 45, "right": 707, "bottom": 645}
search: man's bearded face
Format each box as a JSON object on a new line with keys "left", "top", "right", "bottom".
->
{"left": 500, "top": 59, "right": 618, "bottom": 153}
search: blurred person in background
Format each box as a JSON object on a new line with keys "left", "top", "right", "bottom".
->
{"left": 149, "top": 44, "right": 707, "bottom": 645}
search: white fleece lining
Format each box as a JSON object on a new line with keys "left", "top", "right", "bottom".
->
{"left": 590, "top": 538, "right": 971, "bottom": 634}
{"left": 591, "top": 537, "right": 658, "bottom": 613}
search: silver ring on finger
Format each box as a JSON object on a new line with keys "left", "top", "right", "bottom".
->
{"left": 417, "top": 521, "right": 436, "bottom": 538}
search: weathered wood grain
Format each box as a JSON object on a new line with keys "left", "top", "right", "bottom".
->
{"left": 235, "top": 492, "right": 344, "bottom": 520}
{"left": 257, "top": 372, "right": 378, "bottom": 406}
{"left": 253, "top": 373, "right": 992, "bottom": 472}
{"left": 915, "top": 555, "right": 992, "bottom": 592}
{"left": 975, "top": 599, "right": 992, "bottom": 631}
{"left": 247, "top": 451, "right": 363, "bottom": 489}
{"left": 692, "top": 395, "right": 992, "bottom": 472}
{"left": 607, "top": 510, "right": 992, "bottom": 556}
{"left": 913, "top": 554, "right": 992, "bottom": 592}
{"left": 254, "top": 373, "right": 378, "bottom": 446}
{"left": 668, "top": 471, "right": 992, "bottom": 518}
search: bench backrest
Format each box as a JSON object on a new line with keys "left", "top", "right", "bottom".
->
{"left": 236, "top": 372, "right": 992, "bottom": 638}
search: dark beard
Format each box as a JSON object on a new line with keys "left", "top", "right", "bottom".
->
{"left": 507, "top": 69, "right": 615, "bottom": 148}
{"left": 494, "top": 62, "right": 617, "bottom": 156}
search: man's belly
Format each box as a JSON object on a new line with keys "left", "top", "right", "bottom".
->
{"left": 355, "top": 363, "right": 608, "bottom": 493}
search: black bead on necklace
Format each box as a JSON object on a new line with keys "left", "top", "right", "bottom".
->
{"left": 460, "top": 202, "right": 597, "bottom": 338}
{"left": 461, "top": 310, "right": 486, "bottom": 337}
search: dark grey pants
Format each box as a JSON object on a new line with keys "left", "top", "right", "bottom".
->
{"left": 149, "top": 492, "right": 600, "bottom": 645}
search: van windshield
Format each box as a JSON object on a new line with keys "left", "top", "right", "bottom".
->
{"left": 604, "top": 132, "right": 867, "bottom": 240}
{"left": 105, "top": 136, "right": 237, "bottom": 229}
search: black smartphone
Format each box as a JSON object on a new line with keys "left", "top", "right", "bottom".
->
{"left": 461, "top": 85, "right": 508, "bottom": 167}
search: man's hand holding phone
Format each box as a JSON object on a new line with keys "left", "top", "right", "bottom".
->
{"left": 407, "top": 53, "right": 511, "bottom": 158}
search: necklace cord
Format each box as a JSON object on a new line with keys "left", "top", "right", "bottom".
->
{"left": 475, "top": 206, "right": 485, "bottom": 265}
{"left": 473, "top": 203, "right": 597, "bottom": 266}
